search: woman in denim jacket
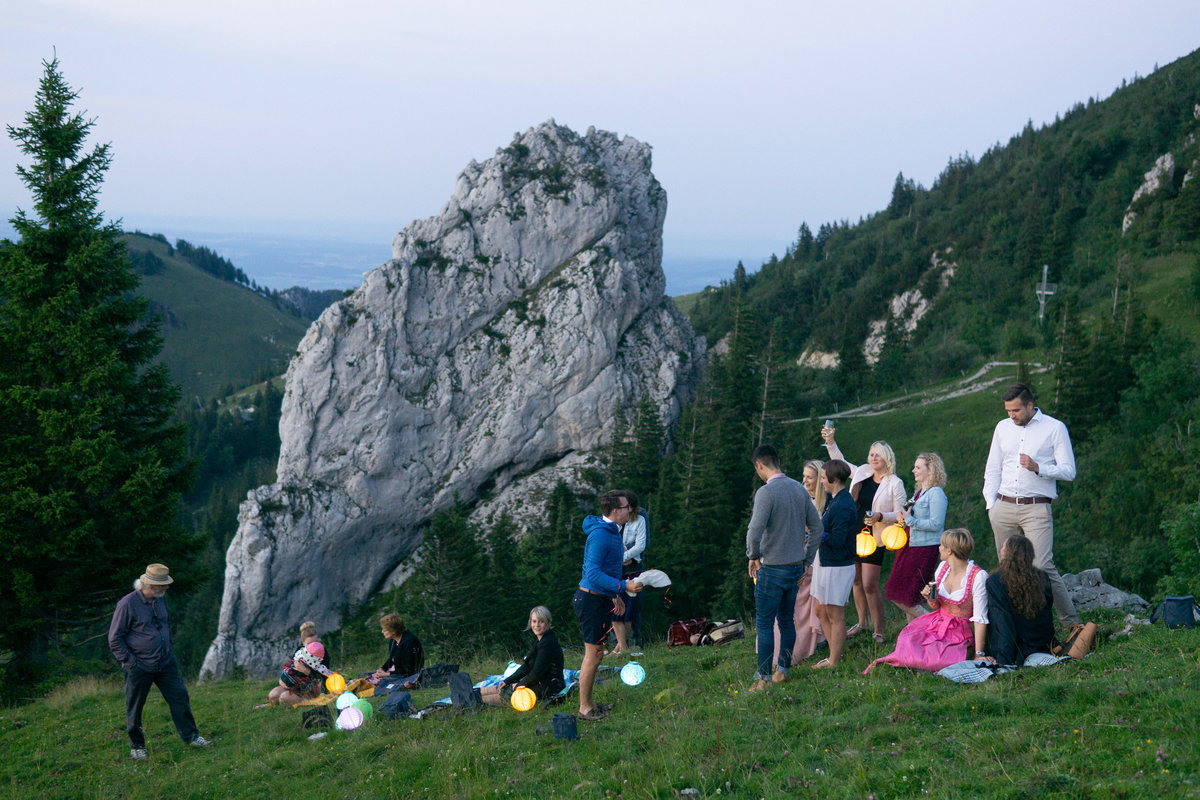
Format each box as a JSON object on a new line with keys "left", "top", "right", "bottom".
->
{"left": 889, "top": 452, "right": 949, "bottom": 622}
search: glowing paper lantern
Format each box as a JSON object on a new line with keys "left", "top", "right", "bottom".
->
{"left": 882, "top": 524, "right": 908, "bottom": 551}
{"left": 856, "top": 528, "right": 877, "bottom": 558}
{"left": 510, "top": 686, "right": 538, "bottom": 712}
{"left": 335, "top": 706, "right": 364, "bottom": 731}
{"left": 325, "top": 673, "right": 346, "bottom": 694}
{"left": 335, "top": 691, "right": 358, "bottom": 710}
{"left": 620, "top": 661, "right": 646, "bottom": 686}
{"left": 352, "top": 699, "right": 373, "bottom": 719}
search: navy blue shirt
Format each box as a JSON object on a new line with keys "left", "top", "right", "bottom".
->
{"left": 108, "top": 590, "right": 174, "bottom": 671}
{"left": 819, "top": 488, "right": 859, "bottom": 567}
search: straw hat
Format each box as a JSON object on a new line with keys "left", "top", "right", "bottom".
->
{"left": 140, "top": 563, "right": 174, "bottom": 585}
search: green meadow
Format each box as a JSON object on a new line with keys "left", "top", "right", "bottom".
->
{"left": 3, "top": 608, "right": 1195, "bottom": 800}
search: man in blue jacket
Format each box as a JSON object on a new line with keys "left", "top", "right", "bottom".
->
{"left": 108, "top": 563, "right": 212, "bottom": 759}
{"left": 574, "top": 490, "right": 643, "bottom": 721}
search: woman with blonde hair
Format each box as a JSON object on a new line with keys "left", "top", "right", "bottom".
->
{"left": 864, "top": 528, "right": 990, "bottom": 673}
{"left": 888, "top": 452, "right": 949, "bottom": 622}
{"left": 481, "top": 606, "right": 565, "bottom": 706}
{"left": 771, "top": 459, "right": 829, "bottom": 668}
{"left": 822, "top": 428, "right": 907, "bottom": 643}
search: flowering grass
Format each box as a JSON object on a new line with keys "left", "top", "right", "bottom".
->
{"left": 0, "top": 608, "right": 1195, "bottom": 799}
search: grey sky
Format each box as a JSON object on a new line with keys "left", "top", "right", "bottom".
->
{"left": 3, "top": 1, "right": 1199, "bottom": 293}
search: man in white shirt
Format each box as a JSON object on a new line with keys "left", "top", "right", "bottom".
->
{"left": 982, "top": 383, "right": 1080, "bottom": 625}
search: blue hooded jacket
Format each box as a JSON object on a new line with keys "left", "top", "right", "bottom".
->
{"left": 580, "top": 515, "right": 625, "bottom": 596}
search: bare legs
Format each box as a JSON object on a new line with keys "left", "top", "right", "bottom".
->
{"left": 892, "top": 599, "right": 924, "bottom": 623}
{"left": 814, "top": 601, "right": 847, "bottom": 666}
{"left": 852, "top": 562, "right": 885, "bottom": 635}
{"left": 610, "top": 621, "right": 629, "bottom": 654}
{"left": 578, "top": 642, "right": 604, "bottom": 716}
{"left": 267, "top": 685, "right": 304, "bottom": 707}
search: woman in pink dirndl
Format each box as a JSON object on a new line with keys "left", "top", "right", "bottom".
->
{"left": 864, "top": 528, "right": 993, "bottom": 673}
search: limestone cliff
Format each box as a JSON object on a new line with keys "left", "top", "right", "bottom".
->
{"left": 201, "top": 121, "right": 704, "bottom": 678}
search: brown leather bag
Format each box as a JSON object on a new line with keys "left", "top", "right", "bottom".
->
{"left": 1052, "top": 622, "right": 1097, "bottom": 659}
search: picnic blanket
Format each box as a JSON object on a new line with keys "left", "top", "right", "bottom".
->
{"left": 296, "top": 677, "right": 374, "bottom": 707}
{"left": 432, "top": 668, "right": 582, "bottom": 707}
{"left": 936, "top": 652, "right": 1073, "bottom": 683}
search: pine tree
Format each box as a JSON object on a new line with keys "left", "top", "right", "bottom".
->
{"left": 0, "top": 59, "right": 193, "bottom": 667}
{"left": 396, "top": 502, "right": 488, "bottom": 659}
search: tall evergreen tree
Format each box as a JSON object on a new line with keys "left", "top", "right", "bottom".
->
{"left": 0, "top": 59, "right": 193, "bottom": 668}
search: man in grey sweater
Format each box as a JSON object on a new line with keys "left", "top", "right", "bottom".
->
{"left": 745, "top": 444, "right": 823, "bottom": 691}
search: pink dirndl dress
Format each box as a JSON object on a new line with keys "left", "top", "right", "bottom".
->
{"left": 864, "top": 562, "right": 981, "bottom": 673}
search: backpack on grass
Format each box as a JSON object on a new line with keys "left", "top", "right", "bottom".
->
{"left": 448, "top": 672, "right": 481, "bottom": 711}
{"left": 700, "top": 619, "right": 745, "bottom": 646}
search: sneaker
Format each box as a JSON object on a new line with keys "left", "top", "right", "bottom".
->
{"left": 130, "top": 747, "right": 147, "bottom": 759}
{"left": 188, "top": 735, "right": 213, "bottom": 747}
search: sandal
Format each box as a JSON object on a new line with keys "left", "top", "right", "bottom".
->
{"left": 846, "top": 623, "right": 865, "bottom": 638}
{"left": 811, "top": 658, "right": 834, "bottom": 669}
{"left": 873, "top": 632, "right": 886, "bottom": 644}
{"left": 577, "top": 707, "right": 609, "bottom": 722}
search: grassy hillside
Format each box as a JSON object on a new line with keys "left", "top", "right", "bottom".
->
{"left": 2, "top": 608, "right": 1194, "bottom": 799}
{"left": 123, "top": 233, "right": 313, "bottom": 402}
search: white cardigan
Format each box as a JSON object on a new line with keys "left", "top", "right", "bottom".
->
{"left": 827, "top": 441, "right": 907, "bottom": 545}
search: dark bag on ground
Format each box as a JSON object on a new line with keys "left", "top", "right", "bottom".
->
{"left": 379, "top": 662, "right": 459, "bottom": 692}
{"left": 380, "top": 691, "right": 414, "bottom": 719}
{"left": 1150, "top": 595, "right": 1199, "bottom": 629}
{"left": 700, "top": 619, "right": 746, "bottom": 646}
{"left": 668, "top": 618, "right": 708, "bottom": 647}
{"left": 301, "top": 705, "right": 332, "bottom": 730}
{"left": 449, "top": 672, "right": 482, "bottom": 710}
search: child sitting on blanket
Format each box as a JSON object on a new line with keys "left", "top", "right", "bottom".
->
{"left": 268, "top": 642, "right": 332, "bottom": 707}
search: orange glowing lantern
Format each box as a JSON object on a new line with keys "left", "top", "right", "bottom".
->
{"left": 856, "top": 527, "right": 877, "bottom": 557}
{"left": 882, "top": 524, "right": 908, "bottom": 551}
{"left": 510, "top": 686, "right": 538, "bottom": 712}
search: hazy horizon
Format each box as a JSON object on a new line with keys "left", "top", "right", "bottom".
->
{"left": 4, "top": 2, "right": 1200, "bottom": 296}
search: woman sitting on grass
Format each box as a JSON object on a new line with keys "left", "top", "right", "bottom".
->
{"left": 267, "top": 642, "right": 332, "bottom": 706}
{"left": 864, "top": 528, "right": 991, "bottom": 674}
{"left": 481, "top": 605, "right": 565, "bottom": 706}
{"left": 986, "top": 535, "right": 1055, "bottom": 665}
{"left": 373, "top": 613, "right": 424, "bottom": 683}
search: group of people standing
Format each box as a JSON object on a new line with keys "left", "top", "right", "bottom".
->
{"left": 748, "top": 382, "right": 1080, "bottom": 685}
{"left": 107, "top": 382, "right": 1080, "bottom": 754}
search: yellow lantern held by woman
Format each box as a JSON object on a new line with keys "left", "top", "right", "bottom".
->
{"left": 510, "top": 686, "right": 538, "bottom": 712}
{"left": 882, "top": 523, "right": 908, "bottom": 551}
{"left": 855, "top": 526, "right": 877, "bottom": 557}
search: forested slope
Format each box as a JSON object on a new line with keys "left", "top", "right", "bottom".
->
{"left": 660, "top": 50, "right": 1200, "bottom": 611}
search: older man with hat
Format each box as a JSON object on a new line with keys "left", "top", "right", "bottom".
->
{"left": 108, "top": 563, "right": 212, "bottom": 759}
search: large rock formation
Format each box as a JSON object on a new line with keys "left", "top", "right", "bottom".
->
{"left": 200, "top": 121, "right": 705, "bottom": 678}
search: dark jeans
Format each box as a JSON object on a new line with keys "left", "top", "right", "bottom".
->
{"left": 124, "top": 658, "right": 199, "bottom": 747}
{"left": 754, "top": 563, "right": 805, "bottom": 679}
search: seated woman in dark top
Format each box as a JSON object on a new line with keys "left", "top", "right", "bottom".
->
{"left": 373, "top": 613, "right": 424, "bottom": 682}
{"left": 986, "top": 535, "right": 1055, "bottom": 666}
{"left": 481, "top": 605, "right": 565, "bottom": 706}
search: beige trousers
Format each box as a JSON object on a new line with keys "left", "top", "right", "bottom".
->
{"left": 989, "top": 500, "right": 1079, "bottom": 625}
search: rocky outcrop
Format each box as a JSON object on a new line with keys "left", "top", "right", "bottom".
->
{"left": 1122, "top": 153, "right": 1176, "bottom": 234}
{"left": 1063, "top": 569, "right": 1149, "bottom": 614}
{"left": 201, "top": 121, "right": 705, "bottom": 679}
